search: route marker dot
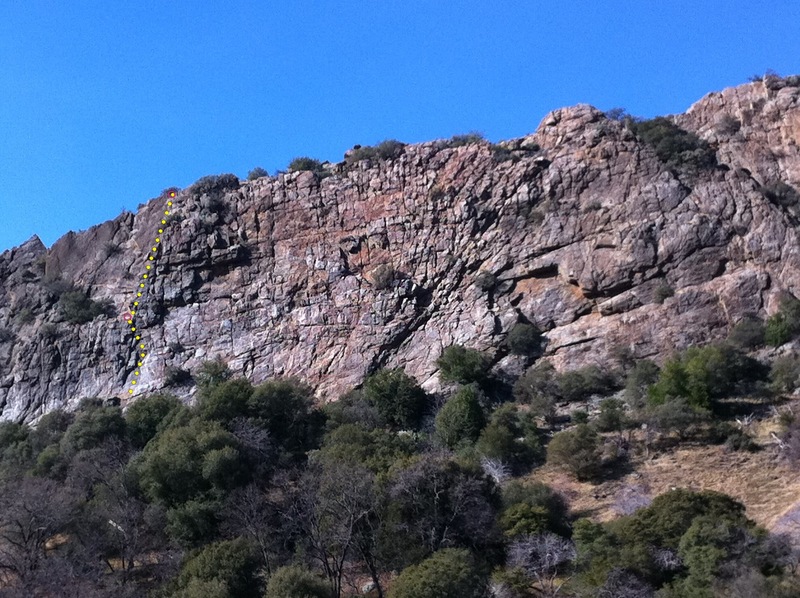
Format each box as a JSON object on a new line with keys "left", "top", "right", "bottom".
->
{"left": 126, "top": 190, "right": 177, "bottom": 397}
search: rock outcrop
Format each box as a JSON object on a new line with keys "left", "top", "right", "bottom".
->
{"left": 1, "top": 78, "right": 799, "bottom": 422}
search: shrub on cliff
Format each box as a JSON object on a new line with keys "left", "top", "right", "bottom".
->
{"left": 58, "top": 290, "right": 110, "bottom": 323}
{"left": 246, "top": 166, "right": 268, "bottom": 180}
{"left": 190, "top": 174, "right": 240, "bottom": 195}
{"left": 629, "top": 117, "right": 716, "bottom": 173}
{"left": 288, "top": 156, "right": 325, "bottom": 174}
{"left": 346, "top": 139, "right": 405, "bottom": 164}
{"left": 506, "top": 323, "right": 544, "bottom": 356}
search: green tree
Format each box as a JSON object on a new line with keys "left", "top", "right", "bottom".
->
{"left": 435, "top": 385, "right": 486, "bottom": 449}
{"left": 475, "top": 404, "right": 542, "bottom": 470}
{"left": 136, "top": 418, "right": 244, "bottom": 506}
{"left": 316, "top": 423, "right": 415, "bottom": 473}
{"left": 125, "top": 393, "right": 186, "bottom": 448}
{"left": 199, "top": 378, "right": 254, "bottom": 423}
{"left": 514, "top": 361, "right": 560, "bottom": 426}
{"left": 546, "top": 424, "right": 602, "bottom": 481}
{"left": 437, "top": 345, "right": 492, "bottom": 384}
{"left": 363, "top": 368, "right": 427, "bottom": 430}
{"left": 500, "top": 480, "right": 570, "bottom": 538}
{"left": 174, "top": 538, "right": 262, "bottom": 598}
{"left": 595, "top": 398, "right": 628, "bottom": 433}
{"left": 61, "top": 404, "right": 126, "bottom": 455}
{"left": 264, "top": 565, "right": 331, "bottom": 598}
{"left": 765, "top": 295, "right": 800, "bottom": 347}
{"left": 388, "top": 549, "right": 485, "bottom": 598}
{"left": 196, "top": 357, "right": 232, "bottom": 391}
{"left": 249, "top": 378, "right": 324, "bottom": 458}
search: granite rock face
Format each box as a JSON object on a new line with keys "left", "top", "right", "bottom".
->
{"left": 1, "top": 79, "right": 799, "bottom": 422}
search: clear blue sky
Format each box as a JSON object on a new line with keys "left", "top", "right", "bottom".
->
{"left": 1, "top": 1, "right": 798, "bottom": 253}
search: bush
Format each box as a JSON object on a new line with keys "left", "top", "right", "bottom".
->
{"left": 246, "top": 167, "right": 268, "bottom": 180}
{"left": 196, "top": 358, "right": 232, "bottom": 391}
{"left": 346, "top": 139, "right": 405, "bottom": 164}
{"left": 654, "top": 283, "right": 675, "bottom": 304}
{"left": 476, "top": 404, "right": 542, "bottom": 471}
{"left": 190, "top": 174, "right": 240, "bottom": 195}
{"left": 447, "top": 132, "right": 486, "bottom": 147}
{"left": 14, "top": 307, "right": 34, "bottom": 325}
{"left": 506, "top": 323, "right": 544, "bottom": 356}
{"left": 369, "top": 263, "right": 394, "bottom": 289}
{"left": 547, "top": 424, "right": 602, "bottom": 481}
{"left": 287, "top": 157, "right": 326, "bottom": 175}
{"left": 175, "top": 538, "right": 262, "bottom": 598}
{"left": 558, "top": 365, "right": 617, "bottom": 402}
{"left": 389, "top": 549, "right": 485, "bottom": 598}
{"left": 629, "top": 117, "right": 717, "bottom": 173}
{"left": 648, "top": 344, "right": 767, "bottom": 411}
{"left": 474, "top": 271, "right": 497, "bottom": 291}
{"left": 762, "top": 181, "right": 800, "bottom": 208}
{"left": 264, "top": 565, "right": 331, "bottom": 598}
{"left": 437, "top": 345, "right": 492, "bottom": 384}
{"left": 199, "top": 378, "right": 253, "bottom": 423}
{"left": 624, "top": 359, "right": 660, "bottom": 410}
{"left": 765, "top": 296, "right": 800, "bottom": 346}
{"left": 248, "top": 378, "right": 324, "bottom": 458}
{"left": 595, "top": 398, "right": 628, "bottom": 433}
{"left": 126, "top": 393, "right": 187, "bottom": 448}
{"left": 363, "top": 368, "right": 427, "bottom": 430}
{"left": 435, "top": 385, "right": 486, "bottom": 449}
{"left": 728, "top": 317, "right": 766, "bottom": 349}
{"left": 165, "top": 366, "right": 192, "bottom": 387}
{"left": 770, "top": 355, "right": 800, "bottom": 395}
{"left": 500, "top": 480, "right": 570, "bottom": 537}
{"left": 514, "top": 361, "right": 560, "bottom": 425}
{"left": 58, "top": 290, "right": 109, "bottom": 323}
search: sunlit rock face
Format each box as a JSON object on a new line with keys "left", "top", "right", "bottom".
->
{"left": 1, "top": 79, "right": 799, "bottom": 422}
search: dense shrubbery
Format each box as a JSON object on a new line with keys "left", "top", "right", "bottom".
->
{"left": 190, "top": 173, "right": 240, "bottom": 195}
{"left": 1, "top": 335, "right": 797, "bottom": 597}
{"left": 287, "top": 156, "right": 328, "bottom": 177}
{"left": 446, "top": 132, "right": 486, "bottom": 148}
{"left": 629, "top": 117, "right": 717, "bottom": 173}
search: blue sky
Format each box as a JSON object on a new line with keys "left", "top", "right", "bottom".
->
{"left": 1, "top": 1, "right": 798, "bottom": 253}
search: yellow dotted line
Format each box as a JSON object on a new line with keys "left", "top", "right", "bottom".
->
{"left": 126, "top": 192, "right": 176, "bottom": 395}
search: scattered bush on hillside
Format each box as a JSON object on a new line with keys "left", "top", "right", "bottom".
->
{"left": 389, "top": 548, "right": 485, "bottom": 598}
{"left": 558, "top": 365, "right": 618, "bottom": 403}
{"left": 58, "top": 290, "right": 111, "bottom": 324}
{"left": 771, "top": 354, "right": 800, "bottom": 395}
{"left": 500, "top": 480, "right": 570, "bottom": 538}
{"left": 624, "top": 359, "right": 660, "bottom": 410}
{"left": 648, "top": 344, "right": 767, "bottom": 411}
{"left": 435, "top": 385, "right": 486, "bottom": 449}
{"left": 437, "top": 344, "right": 492, "bottom": 385}
{"left": 595, "top": 398, "right": 628, "bottom": 433}
{"left": 506, "top": 322, "right": 544, "bottom": 356}
{"left": 195, "top": 358, "right": 232, "bottom": 392}
{"left": 547, "top": 423, "right": 603, "bottom": 481}
{"left": 629, "top": 116, "right": 717, "bottom": 174}
{"left": 476, "top": 404, "right": 542, "bottom": 472}
{"left": 514, "top": 361, "right": 560, "bottom": 426}
{"left": 14, "top": 307, "right": 35, "bottom": 325}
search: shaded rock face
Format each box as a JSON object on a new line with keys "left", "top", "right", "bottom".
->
{"left": 1, "top": 80, "right": 800, "bottom": 422}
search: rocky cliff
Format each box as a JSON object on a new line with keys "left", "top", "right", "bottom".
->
{"left": 2, "top": 78, "right": 799, "bottom": 422}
